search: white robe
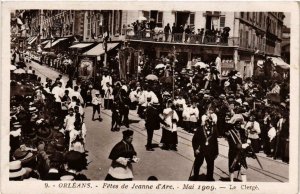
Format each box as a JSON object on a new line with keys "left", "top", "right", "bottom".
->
{"left": 162, "top": 108, "right": 179, "bottom": 132}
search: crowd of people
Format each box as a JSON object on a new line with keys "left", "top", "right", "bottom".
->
{"left": 126, "top": 20, "right": 231, "bottom": 44}
{"left": 9, "top": 47, "right": 289, "bottom": 181}
{"left": 10, "top": 52, "right": 90, "bottom": 180}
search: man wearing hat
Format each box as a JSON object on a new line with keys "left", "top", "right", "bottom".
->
{"left": 62, "top": 150, "right": 89, "bottom": 180}
{"left": 104, "top": 82, "right": 114, "bottom": 110}
{"left": 192, "top": 115, "right": 219, "bottom": 181}
{"left": 9, "top": 160, "right": 27, "bottom": 181}
{"left": 145, "top": 102, "right": 169, "bottom": 151}
{"left": 105, "top": 130, "right": 139, "bottom": 180}
{"left": 92, "top": 91, "right": 102, "bottom": 121}
{"left": 225, "top": 117, "right": 250, "bottom": 182}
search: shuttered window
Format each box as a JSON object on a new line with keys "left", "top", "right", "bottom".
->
{"left": 220, "top": 16, "right": 226, "bottom": 28}
{"left": 157, "top": 11, "right": 163, "bottom": 27}
{"left": 190, "top": 13, "right": 195, "bottom": 25}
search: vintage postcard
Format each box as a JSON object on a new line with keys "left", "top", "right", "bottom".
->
{"left": 1, "top": 1, "right": 299, "bottom": 194}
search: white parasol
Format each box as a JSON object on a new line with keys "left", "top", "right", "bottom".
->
{"left": 155, "top": 63, "right": 165, "bottom": 69}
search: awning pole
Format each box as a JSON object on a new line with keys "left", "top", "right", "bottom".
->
{"left": 104, "top": 53, "right": 107, "bottom": 68}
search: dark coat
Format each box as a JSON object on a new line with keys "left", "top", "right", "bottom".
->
{"left": 145, "top": 105, "right": 166, "bottom": 130}
{"left": 192, "top": 125, "right": 219, "bottom": 158}
{"left": 109, "top": 140, "right": 137, "bottom": 161}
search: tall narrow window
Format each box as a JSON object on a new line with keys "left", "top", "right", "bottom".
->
{"left": 189, "top": 12, "right": 195, "bottom": 28}
{"left": 241, "top": 12, "right": 244, "bottom": 18}
{"left": 143, "top": 11, "right": 150, "bottom": 20}
{"left": 157, "top": 11, "right": 163, "bottom": 27}
{"left": 220, "top": 16, "right": 226, "bottom": 28}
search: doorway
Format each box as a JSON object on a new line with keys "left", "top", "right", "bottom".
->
{"left": 176, "top": 12, "right": 190, "bottom": 27}
{"left": 206, "top": 16, "right": 212, "bottom": 30}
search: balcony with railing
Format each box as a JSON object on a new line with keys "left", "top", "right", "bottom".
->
{"left": 125, "top": 31, "right": 240, "bottom": 47}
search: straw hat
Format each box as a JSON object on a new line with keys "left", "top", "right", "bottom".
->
{"left": 60, "top": 175, "right": 75, "bottom": 181}
{"left": 9, "top": 160, "right": 26, "bottom": 178}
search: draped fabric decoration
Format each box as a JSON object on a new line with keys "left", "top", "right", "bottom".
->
{"left": 118, "top": 47, "right": 139, "bottom": 81}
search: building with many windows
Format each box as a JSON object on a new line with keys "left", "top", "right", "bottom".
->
{"left": 124, "top": 11, "right": 286, "bottom": 78}
{"left": 11, "top": 10, "right": 286, "bottom": 79}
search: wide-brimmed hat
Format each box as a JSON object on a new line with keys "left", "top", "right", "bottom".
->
{"left": 163, "top": 91, "right": 170, "bottom": 96}
{"left": 243, "top": 102, "right": 249, "bottom": 106}
{"left": 13, "top": 148, "right": 34, "bottom": 161}
{"left": 13, "top": 124, "right": 22, "bottom": 129}
{"left": 219, "top": 94, "right": 226, "bottom": 99}
{"left": 203, "top": 94, "right": 210, "bottom": 99}
{"left": 95, "top": 91, "right": 100, "bottom": 95}
{"left": 29, "top": 107, "right": 38, "bottom": 113}
{"left": 122, "top": 129, "right": 134, "bottom": 137}
{"left": 224, "top": 81, "right": 230, "bottom": 87}
{"left": 60, "top": 175, "right": 75, "bottom": 181}
{"left": 9, "top": 160, "right": 26, "bottom": 178}
{"left": 151, "top": 102, "right": 160, "bottom": 106}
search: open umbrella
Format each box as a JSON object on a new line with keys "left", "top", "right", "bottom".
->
{"left": 138, "top": 16, "right": 147, "bottom": 21}
{"left": 10, "top": 65, "right": 17, "bottom": 71}
{"left": 145, "top": 74, "right": 158, "bottom": 81}
{"left": 194, "top": 62, "right": 208, "bottom": 69}
{"left": 13, "top": 68, "right": 26, "bottom": 74}
{"left": 155, "top": 63, "right": 165, "bottom": 69}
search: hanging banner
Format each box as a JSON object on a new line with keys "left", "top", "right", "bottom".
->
{"left": 79, "top": 58, "right": 93, "bottom": 78}
{"left": 221, "top": 60, "right": 235, "bottom": 77}
{"left": 118, "top": 47, "right": 139, "bottom": 81}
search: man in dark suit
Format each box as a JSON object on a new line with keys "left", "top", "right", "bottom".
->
{"left": 192, "top": 118, "right": 219, "bottom": 181}
{"left": 145, "top": 102, "right": 169, "bottom": 151}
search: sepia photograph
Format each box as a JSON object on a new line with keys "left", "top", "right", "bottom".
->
{"left": 1, "top": 1, "right": 299, "bottom": 194}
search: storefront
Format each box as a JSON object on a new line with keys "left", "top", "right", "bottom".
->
{"left": 80, "top": 42, "right": 120, "bottom": 79}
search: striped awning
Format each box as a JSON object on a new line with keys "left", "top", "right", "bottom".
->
{"left": 82, "top": 43, "right": 119, "bottom": 56}
{"left": 268, "top": 57, "right": 289, "bottom": 70}
{"left": 41, "top": 40, "right": 50, "bottom": 45}
{"left": 44, "top": 38, "right": 68, "bottom": 49}
{"left": 69, "top": 43, "right": 93, "bottom": 49}
{"left": 28, "top": 36, "right": 37, "bottom": 45}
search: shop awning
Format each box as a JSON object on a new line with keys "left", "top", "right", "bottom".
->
{"left": 69, "top": 43, "right": 93, "bottom": 49}
{"left": 26, "top": 36, "right": 33, "bottom": 42}
{"left": 28, "top": 36, "right": 37, "bottom": 45}
{"left": 41, "top": 40, "right": 50, "bottom": 45}
{"left": 82, "top": 43, "right": 119, "bottom": 56}
{"left": 44, "top": 41, "right": 52, "bottom": 49}
{"left": 268, "top": 57, "right": 290, "bottom": 70}
{"left": 51, "top": 38, "right": 68, "bottom": 47}
{"left": 44, "top": 38, "right": 68, "bottom": 49}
